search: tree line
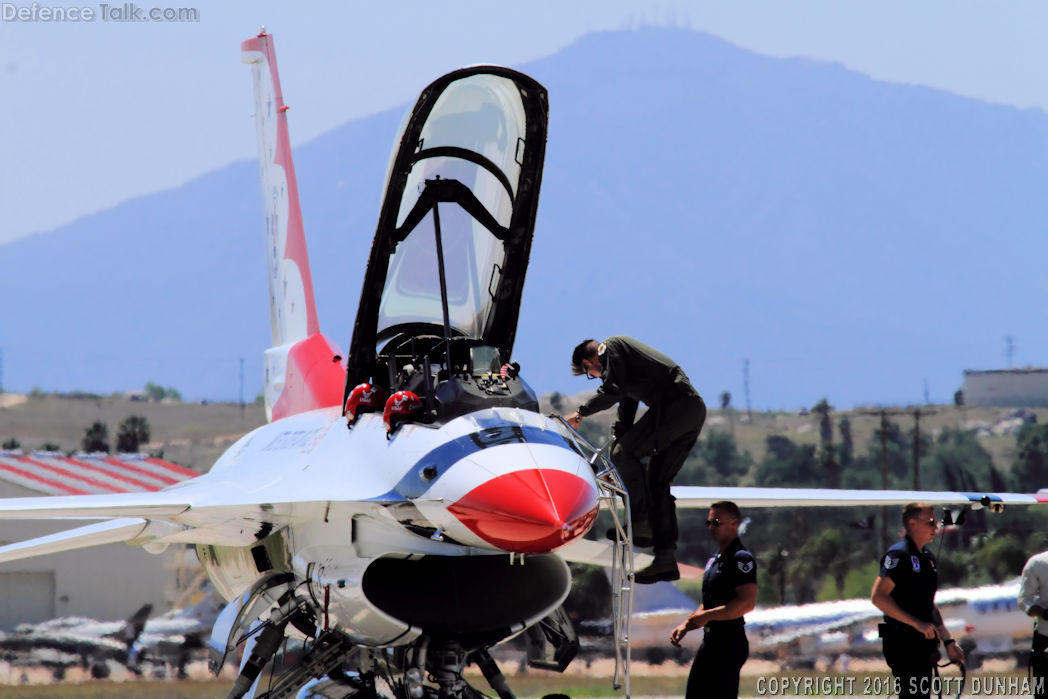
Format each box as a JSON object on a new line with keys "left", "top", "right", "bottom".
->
{"left": 673, "top": 409, "right": 1048, "bottom": 605}
{"left": 2, "top": 415, "right": 152, "bottom": 455}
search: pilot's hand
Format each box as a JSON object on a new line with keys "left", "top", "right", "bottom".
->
{"left": 565, "top": 412, "right": 582, "bottom": 429}
{"left": 946, "top": 641, "right": 965, "bottom": 665}
{"left": 914, "top": 621, "right": 936, "bottom": 639}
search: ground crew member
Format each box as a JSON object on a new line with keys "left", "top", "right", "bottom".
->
{"left": 669, "top": 501, "right": 756, "bottom": 699}
{"left": 1019, "top": 549, "right": 1048, "bottom": 698}
{"left": 871, "top": 503, "right": 964, "bottom": 699}
{"left": 565, "top": 336, "right": 706, "bottom": 583}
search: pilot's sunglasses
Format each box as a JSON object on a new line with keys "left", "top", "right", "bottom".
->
{"left": 705, "top": 518, "right": 722, "bottom": 528}
{"left": 927, "top": 518, "right": 939, "bottom": 527}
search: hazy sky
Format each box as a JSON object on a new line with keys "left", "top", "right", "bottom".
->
{"left": 1, "top": 0, "right": 1044, "bottom": 246}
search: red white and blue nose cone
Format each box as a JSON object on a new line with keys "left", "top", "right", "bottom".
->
{"left": 448, "top": 468, "right": 598, "bottom": 553}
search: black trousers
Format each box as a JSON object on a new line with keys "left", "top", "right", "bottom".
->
{"left": 1033, "top": 633, "right": 1048, "bottom": 699}
{"left": 611, "top": 392, "right": 706, "bottom": 554}
{"left": 686, "top": 625, "right": 748, "bottom": 699}
{"left": 881, "top": 627, "right": 939, "bottom": 699}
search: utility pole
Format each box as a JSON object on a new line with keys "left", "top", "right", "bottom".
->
{"left": 239, "top": 358, "right": 245, "bottom": 417}
{"left": 0, "top": 347, "right": 4, "bottom": 396}
{"left": 856, "top": 409, "right": 891, "bottom": 548}
{"left": 913, "top": 408, "right": 922, "bottom": 490}
{"left": 877, "top": 410, "right": 888, "bottom": 548}
{"left": 1005, "top": 335, "right": 1015, "bottom": 367}
{"left": 859, "top": 407, "right": 934, "bottom": 547}
{"left": 860, "top": 407, "right": 936, "bottom": 490}
{"left": 743, "top": 358, "right": 752, "bottom": 422}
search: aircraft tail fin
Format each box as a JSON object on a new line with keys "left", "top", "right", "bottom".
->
{"left": 242, "top": 31, "right": 345, "bottom": 421}
{"left": 241, "top": 30, "right": 318, "bottom": 348}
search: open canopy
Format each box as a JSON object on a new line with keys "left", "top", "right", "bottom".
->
{"left": 346, "top": 66, "right": 548, "bottom": 390}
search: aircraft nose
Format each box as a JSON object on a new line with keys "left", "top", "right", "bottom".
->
{"left": 447, "top": 469, "right": 598, "bottom": 553}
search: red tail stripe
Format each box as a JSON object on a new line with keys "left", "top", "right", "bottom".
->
{"left": 1, "top": 459, "right": 89, "bottom": 495}
{"left": 58, "top": 456, "right": 159, "bottom": 492}
{"left": 15, "top": 455, "right": 122, "bottom": 493}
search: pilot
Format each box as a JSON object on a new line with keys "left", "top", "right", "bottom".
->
{"left": 565, "top": 336, "right": 706, "bottom": 584}
{"left": 669, "top": 501, "right": 756, "bottom": 699}
{"left": 1019, "top": 548, "right": 1048, "bottom": 698}
{"left": 871, "top": 503, "right": 964, "bottom": 699}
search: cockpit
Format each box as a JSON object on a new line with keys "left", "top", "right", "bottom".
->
{"left": 344, "top": 67, "right": 548, "bottom": 429}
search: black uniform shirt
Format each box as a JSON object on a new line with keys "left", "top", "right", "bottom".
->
{"left": 701, "top": 537, "right": 757, "bottom": 629}
{"left": 879, "top": 535, "right": 938, "bottom": 627}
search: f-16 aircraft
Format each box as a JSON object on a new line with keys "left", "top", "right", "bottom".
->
{"left": 0, "top": 30, "right": 1046, "bottom": 699}
{"left": 0, "top": 587, "right": 222, "bottom": 680}
{"left": 585, "top": 578, "right": 1033, "bottom": 672}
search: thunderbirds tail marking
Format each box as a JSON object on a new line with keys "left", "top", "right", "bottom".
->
{"left": 242, "top": 31, "right": 345, "bottom": 421}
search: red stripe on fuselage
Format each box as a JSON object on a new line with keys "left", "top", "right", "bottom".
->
{"left": 270, "top": 333, "right": 346, "bottom": 421}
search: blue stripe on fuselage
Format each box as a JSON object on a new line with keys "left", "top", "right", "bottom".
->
{"left": 366, "top": 421, "right": 585, "bottom": 502}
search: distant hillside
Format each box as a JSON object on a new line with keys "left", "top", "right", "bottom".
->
{"left": 0, "top": 393, "right": 265, "bottom": 471}
{"left": 2, "top": 27, "right": 1046, "bottom": 408}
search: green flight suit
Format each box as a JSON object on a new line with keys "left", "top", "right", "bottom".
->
{"left": 576, "top": 335, "right": 706, "bottom": 554}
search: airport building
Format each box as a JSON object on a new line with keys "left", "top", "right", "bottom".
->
{"left": 962, "top": 367, "right": 1048, "bottom": 408}
{"left": 0, "top": 451, "right": 198, "bottom": 629}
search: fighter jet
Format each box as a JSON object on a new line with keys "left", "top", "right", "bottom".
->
{"left": 0, "top": 30, "right": 1045, "bottom": 699}
{"left": 0, "top": 587, "right": 222, "bottom": 680}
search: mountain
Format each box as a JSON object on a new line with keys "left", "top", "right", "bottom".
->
{"left": 2, "top": 27, "right": 1046, "bottom": 409}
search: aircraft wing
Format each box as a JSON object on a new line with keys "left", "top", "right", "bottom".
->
{"left": 671, "top": 485, "right": 1048, "bottom": 509}
{"left": 0, "top": 491, "right": 189, "bottom": 519}
{"left": 751, "top": 611, "right": 878, "bottom": 649}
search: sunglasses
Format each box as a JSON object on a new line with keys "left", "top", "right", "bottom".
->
{"left": 926, "top": 518, "right": 939, "bottom": 527}
{"left": 705, "top": 518, "right": 722, "bottom": 528}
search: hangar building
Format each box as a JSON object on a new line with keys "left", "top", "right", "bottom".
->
{"left": 962, "top": 367, "right": 1048, "bottom": 408}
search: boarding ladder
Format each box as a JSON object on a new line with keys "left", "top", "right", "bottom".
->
{"left": 553, "top": 418, "right": 634, "bottom": 697}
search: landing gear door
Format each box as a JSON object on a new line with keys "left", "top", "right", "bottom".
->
{"left": 524, "top": 605, "right": 579, "bottom": 672}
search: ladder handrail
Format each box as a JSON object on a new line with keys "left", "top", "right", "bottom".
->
{"left": 548, "top": 416, "right": 634, "bottom": 697}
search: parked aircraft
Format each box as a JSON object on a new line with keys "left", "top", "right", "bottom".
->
{"left": 594, "top": 579, "right": 1034, "bottom": 671}
{"left": 0, "top": 31, "right": 1044, "bottom": 699}
{"left": 0, "top": 587, "right": 222, "bottom": 680}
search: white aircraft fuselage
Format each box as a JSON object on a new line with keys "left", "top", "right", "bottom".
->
{"left": 188, "top": 404, "right": 598, "bottom": 647}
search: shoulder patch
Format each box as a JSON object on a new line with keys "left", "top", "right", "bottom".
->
{"left": 884, "top": 555, "right": 898, "bottom": 570}
{"left": 911, "top": 555, "right": 921, "bottom": 572}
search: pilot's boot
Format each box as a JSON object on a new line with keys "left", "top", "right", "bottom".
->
{"left": 634, "top": 552, "right": 679, "bottom": 584}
